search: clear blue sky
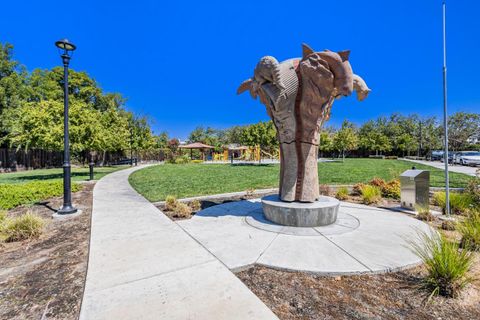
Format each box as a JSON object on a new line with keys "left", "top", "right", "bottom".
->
{"left": 1, "top": 0, "right": 478, "bottom": 139}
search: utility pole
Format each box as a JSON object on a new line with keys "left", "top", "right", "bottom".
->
{"left": 442, "top": 0, "right": 451, "bottom": 216}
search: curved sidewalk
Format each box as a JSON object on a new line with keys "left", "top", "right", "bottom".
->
{"left": 80, "top": 166, "right": 277, "bottom": 320}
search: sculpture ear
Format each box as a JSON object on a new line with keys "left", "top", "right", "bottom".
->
{"left": 237, "top": 79, "right": 253, "bottom": 95}
{"left": 337, "top": 50, "right": 350, "bottom": 62}
{"left": 302, "top": 43, "right": 314, "bottom": 58}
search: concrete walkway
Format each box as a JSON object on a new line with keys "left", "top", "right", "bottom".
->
{"left": 80, "top": 166, "right": 278, "bottom": 320}
{"left": 403, "top": 158, "right": 478, "bottom": 176}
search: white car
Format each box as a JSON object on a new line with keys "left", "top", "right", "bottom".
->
{"left": 456, "top": 151, "right": 480, "bottom": 166}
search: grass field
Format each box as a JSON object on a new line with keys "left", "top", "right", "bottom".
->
{"left": 0, "top": 165, "right": 129, "bottom": 184}
{"left": 129, "top": 159, "right": 473, "bottom": 202}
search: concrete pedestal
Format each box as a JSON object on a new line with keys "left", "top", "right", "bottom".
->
{"left": 261, "top": 194, "right": 339, "bottom": 227}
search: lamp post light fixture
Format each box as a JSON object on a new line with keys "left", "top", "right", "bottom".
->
{"left": 55, "top": 38, "right": 77, "bottom": 214}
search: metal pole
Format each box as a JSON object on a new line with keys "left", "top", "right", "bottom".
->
{"left": 58, "top": 53, "right": 77, "bottom": 214}
{"left": 442, "top": 0, "right": 451, "bottom": 216}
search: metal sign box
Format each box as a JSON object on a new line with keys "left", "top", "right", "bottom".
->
{"left": 400, "top": 169, "right": 430, "bottom": 210}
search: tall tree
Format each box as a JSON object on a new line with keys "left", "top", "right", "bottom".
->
{"left": 333, "top": 120, "right": 358, "bottom": 161}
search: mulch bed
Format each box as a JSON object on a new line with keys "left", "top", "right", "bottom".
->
{"left": 237, "top": 263, "right": 480, "bottom": 320}
{"left": 0, "top": 183, "right": 94, "bottom": 320}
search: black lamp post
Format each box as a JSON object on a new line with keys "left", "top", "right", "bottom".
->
{"left": 55, "top": 38, "right": 77, "bottom": 214}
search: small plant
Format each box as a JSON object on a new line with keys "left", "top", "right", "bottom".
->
{"left": 0, "top": 210, "right": 7, "bottom": 235}
{"left": 190, "top": 199, "right": 201, "bottom": 211}
{"left": 2, "top": 212, "right": 46, "bottom": 242}
{"left": 465, "top": 173, "right": 480, "bottom": 204}
{"left": 433, "top": 192, "right": 475, "bottom": 215}
{"left": 335, "top": 186, "right": 349, "bottom": 200}
{"left": 174, "top": 202, "right": 192, "bottom": 218}
{"left": 360, "top": 185, "right": 382, "bottom": 204}
{"left": 382, "top": 179, "right": 401, "bottom": 199}
{"left": 441, "top": 220, "right": 456, "bottom": 231}
{"left": 457, "top": 212, "right": 480, "bottom": 251}
{"left": 245, "top": 188, "right": 255, "bottom": 199}
{"left": 416, "top": 204, "right": 434, "bottom": 222}
{"left": 319, "top": 184, "right": 331, "bottom": 196}
{"left": 368, "top": 177, "right": 400, "bottom": 199}
{"left": 352, "top": 183, "right": 366, "bottom": 196}
{"left": 165, "top": 195, "right": 178, "bottom": 211}
{"left": 409, "top": 231, "right": 474, "bottom": 298}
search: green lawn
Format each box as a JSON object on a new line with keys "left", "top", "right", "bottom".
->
{"left": 0, "top": 165, "right": 129, "bottom": 184}
{"left": 129, "top": 159, "right": 473, "bottom": 202}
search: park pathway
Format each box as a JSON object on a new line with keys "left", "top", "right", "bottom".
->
{"left": 403, "top": 158, "right": 477, "bottom": 177}
{"left": 80, "top": 165, "right": 278, "bottom": 320}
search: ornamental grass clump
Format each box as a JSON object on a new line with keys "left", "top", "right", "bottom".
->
{"left": 2, "top": 212, "right": 46, "bottom": 242}
{"left": 335, "top": 186, "right": 349, "bottom": 200}
{"left": 416, "top": 204, "right": 435, "bottom": 222}
{"left": 457, "top": 212, "right": 480, "bottom": 251}
{"left": 409, "top": 231, "right": 474, "bottom": 298}
{"left": 165, "top": 195, "right": 178, "bottom": 211}
{"left": 360, "top": 185, "right": 382, "bottom": 204}
{"left": 433, "top": 192, "right": 475, "bottom": 215}
{"left": 174, "top": 202, "right": 192, "bottom": 218}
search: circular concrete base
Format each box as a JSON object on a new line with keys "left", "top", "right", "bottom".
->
{"left": 262, "top": 195, "right": 339, "bottom": 227}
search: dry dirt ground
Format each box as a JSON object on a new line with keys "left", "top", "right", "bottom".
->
{"left": 0, "top": 183, "right": 93, "bottom": 320}
{"left": 237, "top": 261, "right": 480, "bottom": 320}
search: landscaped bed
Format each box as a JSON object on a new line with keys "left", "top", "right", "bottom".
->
{"left": 237, "top": 262, "right": 480, "bottom": 320}
{"left": 129, "top": 159, "right": 472, "bottom": 201}
{"left": 0, "top": 183, "right": 93, "bottom": 320}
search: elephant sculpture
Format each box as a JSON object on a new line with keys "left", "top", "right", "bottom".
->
{"left": 238, "top": 43, "right": 370, "bottom": 202}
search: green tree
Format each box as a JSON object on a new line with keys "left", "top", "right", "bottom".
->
{"left": 359, "top": 120, "right": 391, "bottom": 155}
{"left": 333, "top": 120, "right": 358, "bottom": 161}
{"left": 318, "top": 129, "right": 333, "bottom": 157}
{"left": 448, "top": 112, "right": 480, "bottom": 151}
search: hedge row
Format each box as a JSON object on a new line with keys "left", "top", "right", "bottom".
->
{"left": 0, "top": 180, "right": 81, "bottom": 210}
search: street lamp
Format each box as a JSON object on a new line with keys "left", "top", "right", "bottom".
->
{"left": 55, "top": 38, "right": 77, "bottom": 214}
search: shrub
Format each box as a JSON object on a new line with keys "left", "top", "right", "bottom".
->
{"left": 190, "top": 199, "right": 201, "bottom": 211}
{"left": 369, "top": 177, "right": 386, "bottom": 188}
{"left": 409, "top": 231, "right": 474, "bottom": 298}
{"left": 165, "top": 195, "right": 178, "bottom": 211}
{"left": 319, "top": 184, "right": 331, "bottom": 196}
{"left": 416, "top": 205, "right": 434, "bottom": 221}
{"left": 441, "top": 220, "right": 456, "bottom": 231}
{"left": 457, "top": 212, "right": 480, "bottom": 251}
{"left": 360, "top": 185, "right": 382, "bottom": 204}
{"left": 465, "top": 174, "right": 480, "bottom": 204}
{"left": 0, "top": 180, "right": 81, "bottom": 210}
{"left": 2, "top": 212, "right": 46, "bottom": 242}
{"left": 174, "top": 156, "right": 190, "bottom": 164}
{"left": 383, "top": 179, "right": 401, "bottom": 199}
{"left": 352, "top": 183, "right": 366, "bottom": 196}
{"left": 369, "top": 177, "right": 400, "bottom": 199}
{"left": 335, "top": 186, "right": 349, "bottom": 200}
{"left": 433, "top": 192, "right": 476, "bottom": 215}
{"left": 174, "top": 202, "right": 192, "bottom": 218}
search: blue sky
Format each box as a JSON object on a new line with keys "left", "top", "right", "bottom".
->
{"left": 1, "top": 0, "right": 479, "bottom": 139}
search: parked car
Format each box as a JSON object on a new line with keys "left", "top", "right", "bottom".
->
{"left": 430, "top": 150, "right": 443, "bottom": 161}
{"left": 440, "top": 152, "right": 455, "bottom": 164}
{"left": 455, "top": 151, "right": 480, "bottom": 166}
